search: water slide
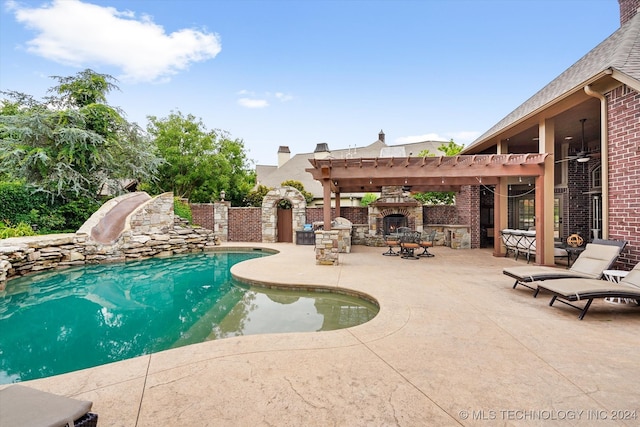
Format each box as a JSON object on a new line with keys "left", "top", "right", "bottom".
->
{"left": 88, "top": 192, "right": 151, "bottom": 244}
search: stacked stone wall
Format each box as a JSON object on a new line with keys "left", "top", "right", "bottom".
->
{"left": 1, "top": 194, "right": 220, "bottom": 291}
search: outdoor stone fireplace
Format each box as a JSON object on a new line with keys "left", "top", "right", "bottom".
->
{"left": 369, "top": 186, "right": 423, "bottom": 236}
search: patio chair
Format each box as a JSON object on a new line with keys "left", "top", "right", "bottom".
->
{"left": 400, "top": 231, "right": 421, "bottom": 260}
{"left": 0, "top": 384, "right": 98, "bottom": 426}
{"left": 418, "top": 230, "right": 436, "bottom": 257}
{"left": 382, "top": 234, "right": 401, "bottom": 256}
{"left": 503, "top": 239, "right": 627, "bottom": 294}
{"left": 535, "top": 262, "right": 640, "bottom": 319}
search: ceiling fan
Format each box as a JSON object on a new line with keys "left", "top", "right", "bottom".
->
{"left": 556, "top": 118, "right": 600, "bottom": 163}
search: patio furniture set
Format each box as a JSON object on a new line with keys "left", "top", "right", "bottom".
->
{"left": 383, "top": 228, "right": 436, "bottom": 260}
{"left": 503, "top": 238, "right": 640, "bottom": 319}
{"left": 500, "top": 229, "right": 570, "bottom": 264}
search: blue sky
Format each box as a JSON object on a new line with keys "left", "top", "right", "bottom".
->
{"left": 0, "top": 0, "right": 621, "bottom": 166}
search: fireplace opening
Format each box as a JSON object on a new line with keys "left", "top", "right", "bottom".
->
{"left": 383, "top": 214, "right": 408, "bottom": 235}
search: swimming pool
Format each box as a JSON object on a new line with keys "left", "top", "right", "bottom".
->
{"left": 0, "top": 250, "right": 378, "bottom": 384}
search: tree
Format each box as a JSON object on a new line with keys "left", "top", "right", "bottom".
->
{"left": 146, "top": 111, "right": 255, "bottom": 205}
{"left": 243, "top": 184, "right": 272, "bottom": 207}
{"left": 0, "top": 69, "right": 162, "bottom": 202}
{"left": 413, "top": 139, "right": 464, "bottom": 205}
{"left": 280, "top": 180, "right": 313, "bottom": 204}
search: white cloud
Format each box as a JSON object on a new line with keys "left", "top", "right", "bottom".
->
{"left": 236, "top": 90, "right": 292, "bottom": 109}
{"left": 237, "top": 98, "right": 269, "bottom": 108}
{"left": 447, "top": 131, "right": 480, "bottom": 145}
{"left": 7, "top": 0, "right": 221, "bottom": 83}
{"left": 274, "top": 92, "right": 293, "bottom": 102}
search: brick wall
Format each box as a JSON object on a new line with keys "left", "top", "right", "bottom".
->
{"left": 228, "top": 207, "right": 262, "bottom": 242}
{"left": 190, "top": 204, "right": 214, "bottom": 230}
{"left": 566, "top": 161, "right": 591, "bottom": 239}
{"left": 423, "top": 205, "right": 458, "bottom": 224}
{"left": 619, "top": 0, "right": 640, "bottom": 25}
{"left": 456, "top": 186, "right": 481, "bottom": 248}
{"left": 607, "top": 85, "right": 640, "bottom": 269}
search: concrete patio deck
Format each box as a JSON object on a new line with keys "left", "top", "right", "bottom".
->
{"left": 3, "top": 243, "right": 639, "bottom": 426}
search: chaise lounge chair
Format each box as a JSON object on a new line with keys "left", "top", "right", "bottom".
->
{"left": 535, "top": 262, "right": 640, "bottom": 319}
{"left": 0, "top": 384, "right": 98, "bottom": 426}
{"left": 503, "top": 239, "right": 627, "bottom": 295}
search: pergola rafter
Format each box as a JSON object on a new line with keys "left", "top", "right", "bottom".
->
{"left": 306, "top": 154, "right": 549, "bottom": 194}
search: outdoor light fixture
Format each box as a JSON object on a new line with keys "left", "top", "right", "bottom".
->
{"left": 577, "top": 157, "right": 590, "bottom": 163}
{"left": 220, "top": 190, "right": 226, "bottom": 201}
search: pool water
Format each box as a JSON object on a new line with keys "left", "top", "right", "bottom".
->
{"left": 0, "top": 251, "right": 378, "bottom": 384}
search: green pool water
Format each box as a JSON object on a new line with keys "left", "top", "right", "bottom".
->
{"left": 0, "top": 251, "right": 378, "bottom": 384}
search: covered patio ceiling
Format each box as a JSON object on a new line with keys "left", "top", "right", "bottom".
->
{"left": 306, "top": 153, "right": 550, "bottom": 193}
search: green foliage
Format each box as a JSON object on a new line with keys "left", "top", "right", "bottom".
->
{"left": 15, "top": 209, "right": 66, "bottom": 233}
{"left": 414, "top": 139, "right": 465, "bottom": 205}
{"left": 243, "top": 184, "right": 272, "bottom": 207}
{"left": 0, "top": 220, "right": 36, "bottom": 239}
{"left": 174, "top": 197, "right": 193, "bottom": 222}
{"left": 437, "top": 139, "right": 465, "bottom": 156}
{"left": 0, "top": 181, "right": 100, "bottom": 233}
{"left": 411, "top": 191, "right": 456, "bottom": 205}
{"left": 417, "top": 149, "right": 435, "bottom": 157}
{"left": 280, "top": 180, "right": 314, "bottom": 204}
{"left": 146, "top": 111, "right": 255, "bottom": 205}
{"left": 360, "top": 193, "right": 378, "bottom": 206}
{"left": 0, "top": 181, "right": 50, "bottom": 223}
{"left": 53, "top": 198, "right": 101, "bottom": 232}
{"left": 0, "top": 69, "right": 162, "bottom": 202}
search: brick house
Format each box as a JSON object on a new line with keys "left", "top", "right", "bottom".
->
{"left": 199, "top": 0, "right": 638, "bottom": 268}
{"left": 462, "top": 0, "right": 640, "bottom": 269}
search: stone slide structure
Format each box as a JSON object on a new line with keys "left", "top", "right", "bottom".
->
{"left": 0, "top": 192, "right": 220, "bottom": 291}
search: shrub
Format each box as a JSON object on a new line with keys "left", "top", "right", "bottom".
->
{"left": 174, "top": 197, "right": 192, "bottom": 222}
{"left": 360, "top": 193, "right": 378, "bottom": 206}
{"left": 0, "top": 220, "right": 36, "bottom": 239}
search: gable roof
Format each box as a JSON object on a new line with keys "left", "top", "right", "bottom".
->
{"left": 466, "top": 11, "right": 640, "bottom": 151}
{"left": 257, "top": 138, "right": 446, "bottom": 198}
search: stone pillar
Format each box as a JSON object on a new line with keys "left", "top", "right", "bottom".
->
{"left": 315, "top": 230, "right": 340, "bottom": 265}
{"left": 214, "top": 201, "right": 230, "bottom": 242}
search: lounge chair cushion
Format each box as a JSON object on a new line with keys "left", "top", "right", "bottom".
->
{"left": 569, "top": 243, "right": 622, "bottom": 278}
{"left": 536, "top": 263, "right": 640, "bottom": 301}
{"left": 503, "top": 243, "right": 621, "bottom": 282}
{"left": 0, "top": 385, "right": 93, "bottom": 427}
{"left": 535, "top": 278, "right": 640, "bottom": 300}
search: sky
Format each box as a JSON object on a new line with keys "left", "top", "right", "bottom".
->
{"left": 0, "top": 0, "right": 621, "bottom": 166}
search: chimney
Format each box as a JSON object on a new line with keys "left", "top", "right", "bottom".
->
{"left": 277, "top": 146, "right": 290, "bottom": 167}
{"left": 378, "top": 129, "right": 385, "bottom": 143}
{"left": 619, "top": 0, "right": 640, "bottom": 25}
{"left": 313, "top": 143, "right": 330, "bottom": 159}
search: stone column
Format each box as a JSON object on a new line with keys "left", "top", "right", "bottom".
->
{"left": 214, "top": 201, "right": 230, "bottom": 242}
{"left": 315, "top": 230, "right": 340, "bottom": 265}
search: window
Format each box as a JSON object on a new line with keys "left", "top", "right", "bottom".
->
{"left": 517, "top": 198, "right": 535, "bottom": 230}
{"left": 592, "top": 165, "right": 602, "bottom": 189}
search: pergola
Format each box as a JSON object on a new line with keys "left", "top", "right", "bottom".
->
{"left": 306, "top": 153, "right": 555, "bottom": 264}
